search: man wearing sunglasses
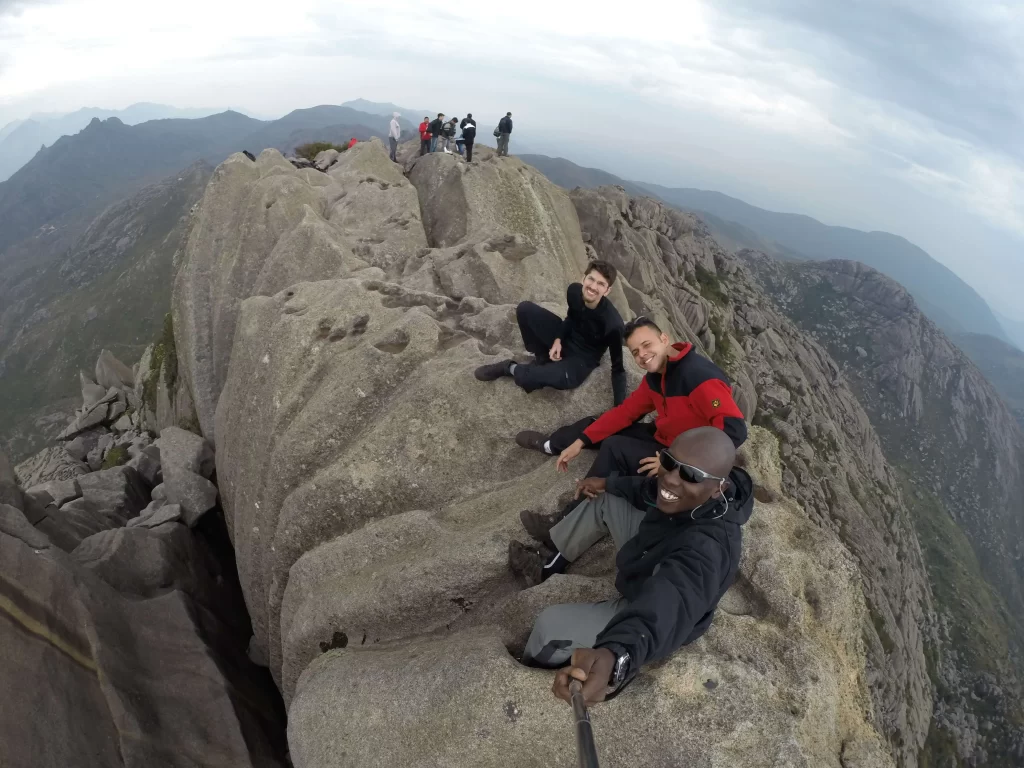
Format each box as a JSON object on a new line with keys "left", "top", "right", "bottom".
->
{"left": 519, "top": 427, "right": 753, "bottom": 705}
{"left": 515, "top": 316, "right": 746, "bottom": 541}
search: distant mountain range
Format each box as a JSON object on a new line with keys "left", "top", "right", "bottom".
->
{"left": 520, "top": 153, "right": 1016, "bottom": 349}
{"left": 0, "top": 102, "right": 413, "bottom": 459}
{"left": 0, "top": 103, "right": 230, "bottom": 182}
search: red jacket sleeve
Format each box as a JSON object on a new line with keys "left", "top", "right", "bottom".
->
{"left": 581, "top": 379, "right": 656, "bottom": 446}
{"left": 688, "top": 379, "right": 748, "bottom": 447}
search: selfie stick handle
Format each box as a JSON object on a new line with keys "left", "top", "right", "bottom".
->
{"left": 569, "top": 680, "right": 601, "bottom": 768}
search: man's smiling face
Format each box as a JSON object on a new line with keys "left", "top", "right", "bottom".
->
{"left": 627, "top": 325, "right": 672, "bottom": 374}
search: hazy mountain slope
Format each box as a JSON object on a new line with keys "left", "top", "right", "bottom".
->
{"left": 341, "top": 98, "right": 432, "bottom": 122}
{"left": 996, "top": 310, "right": 1024, "bottom": 353}
{"left": 954, "top": 333, "right": 1024, "bottom": 427}
{"left": 0, "top": 103, "right": 226, "bottom": 181}
{"left": 0, "top": 163, "right": 212, "bottom": 460}
{"left": 644, "top": 183, "right": 1010, "bottom": 345}
{"left": 517, "top": 153, "right": 1011, "bottom": 348}
{"left": 519, "top": 153, "right": 650, "bottom": 197}
{"left": 0, "top": 103, "right": 408, "bottom": 459}
{"left": 0, "top": 111, "right": 260, "bottom": 254}
{"left": 239, "top": 105, "right": 413, "bottom": 153}
{"left": 742, "top": 253, "right": 1024, "bottom": 763}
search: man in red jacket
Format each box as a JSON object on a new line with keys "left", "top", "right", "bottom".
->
{"left": 418, "top": 117, "right": 431, "bottom": 156}
{"left": 512, "top": 316, "right": 747, "bottom": 579}
{"left": 515, "top": 317, "right": 746, "bottom": 533}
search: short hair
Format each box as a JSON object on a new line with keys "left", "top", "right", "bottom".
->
{"left": 585, "top": 259, "right": 617, "bottom": 287}
{"left": 438, "top": 113, "right": 444, "bottom": 117}
{"left": 507, "top": 111, "right": 512, "bottom": 116}
{"left": 624, "top": 316, "right": 663, "bottom": 340}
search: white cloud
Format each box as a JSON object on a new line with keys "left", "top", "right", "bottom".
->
{"left": 0, "top": 0, "right": 1022, "bottom": 315}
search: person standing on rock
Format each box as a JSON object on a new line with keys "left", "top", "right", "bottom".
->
{"left": 389, "top": 112, "right": 401, "bottom": 162}
{"left": 496, "top": 111, "right": 513, "bottom": 156}
{"left": 460, "top": 113, "right": 477, "bottom": 162}
{"left": 518, "top": 428, "right": 753, "bottom": 707}
{"left": 429, "top": 113, "right": 446, "bottom": 152}
{"left": 419, "top": 116, "right": 431, "bottom": 156}
{"left": 474, "top": 260, "right": 627, "bottom": 404}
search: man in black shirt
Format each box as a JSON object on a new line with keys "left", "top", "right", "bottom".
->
{"left": 459, "top": 113, "right": 477, "bottom": 162}
{"left": 474, "top": 260, "right": 627, "bottom": 404}
{"left": 428, "top": 113, "right": 445, "bottom": 153}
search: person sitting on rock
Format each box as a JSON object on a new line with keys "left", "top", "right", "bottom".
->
{"left": 513, "top": 316, "right": 747, "bottom": 544}
{"left": 518, "top": 427, "right": 753, "bottom": 708}
{"left": 474, "top": 260, "right": 627, "bottom": 405}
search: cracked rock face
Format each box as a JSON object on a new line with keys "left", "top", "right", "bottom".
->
{"left": 175, "top": 140, "right": 907, "bottom": 767}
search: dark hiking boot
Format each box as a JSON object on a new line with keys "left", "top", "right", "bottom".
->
{"left": 515, "top": 430, "right": 549, "bottom": 453}
{"left": 508, "top": 540, "right": 555, "bottom": 587}
{"left": 519, "top": 509, "right": 558, "bottom": 549}
{"left": 474, "top": 359, "right": 514, "bottom": 382}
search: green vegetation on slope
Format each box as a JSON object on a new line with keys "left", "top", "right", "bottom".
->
{"left": 902, "top": 471, "right": 1024, "bottom": 766}
{"left": 295, "top": 142, "right": 349, "bottom": 161}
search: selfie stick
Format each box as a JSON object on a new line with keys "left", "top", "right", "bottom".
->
{"left": 569, "top": 680, "right": 601, "bottom": 768}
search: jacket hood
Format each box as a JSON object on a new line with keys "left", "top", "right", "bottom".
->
{"left": 722, "top": 466, "right": 753, "bottom": 524}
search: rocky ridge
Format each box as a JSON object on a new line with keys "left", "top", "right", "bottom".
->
{"left": 165, "top": 140, "right": 923, "bottom": 765}
{"left": 4, "top": 350, "right": 285, "bottom": 767}
{"left": 740, "top": 253, "right": 1024, "bottom": 765}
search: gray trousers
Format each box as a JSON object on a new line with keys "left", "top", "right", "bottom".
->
{"left": 522, "top": 494, "right": 644, "bottom": 667}
{"left": 497, "top": 132, "right": 511, "bottom": 156}
{"left": 388, "top": 137, "right": 398, "bottom": 161}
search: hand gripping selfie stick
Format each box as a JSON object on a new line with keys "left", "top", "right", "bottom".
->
{"left": 569, "top": 680, "right": 601, "bottom": 768}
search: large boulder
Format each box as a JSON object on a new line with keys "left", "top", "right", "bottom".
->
{"left": 95, "top": 349, "right": 135, "bottom": 389}
{"left": 174, "top": 148, "right": 382, "bottom": 440}
{"left": 287, "top": 429, "right": 893, "bottom": 768}
{"left": 0, "top": 512, "right": 284, "bottom": 768}
{"left": 0, "top": 450, "right": 24, "bottom": 509}
{"left": 177, "top": 149, "right": 933, "bottom": 765}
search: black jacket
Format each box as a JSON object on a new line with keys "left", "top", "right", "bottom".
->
{"left": 594, "top": 467, "right": 754, "bottom": 687}
{"left": 498, "top": 115, "right": 513, "bottom": 133}
{"left": 460, "top": 117, "right": 477, "bottom": 140}
{"left": 559, "top": 283, "right": 627, "bottom": 404}
{"left": 429, "top": 118, "right": 445, "bottom": 136}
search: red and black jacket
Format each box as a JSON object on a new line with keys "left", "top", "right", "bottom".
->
{"left": 582, "top": 342, "right": 747, "bottom": 448}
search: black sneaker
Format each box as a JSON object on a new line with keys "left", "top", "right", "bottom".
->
{"left": 474, "top": 359, "right": 514, "bottom": 382}
{"left": 508, "top": 540, "right": 555, "bottom": 587}
{"left": 515, "top": 430, "right": 548, "bottom": 453}
{"left": 519, "top": 509, "right": 558, "bottom": 549}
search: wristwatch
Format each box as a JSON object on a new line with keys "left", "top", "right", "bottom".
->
{"left": 609, "top": 650, "right": 631, "bottom": 689}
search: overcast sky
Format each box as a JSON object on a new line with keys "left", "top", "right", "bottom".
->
{"left": 1, "top": 0, "right": 1022, "bottom": 320}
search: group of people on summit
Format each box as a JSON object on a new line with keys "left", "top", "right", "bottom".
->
{"left": 385, "top": 110, "right": 514, "bottom": 164}
{"left": 475, "top": 259, "right": 753, "bottom": 707}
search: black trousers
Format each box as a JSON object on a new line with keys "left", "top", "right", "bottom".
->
{"left": 465, "top": 139, "right": 474, "bottom": 162}
{"left": 420, "top": 139, "right": 430, "bottom": 156}
{"left": 512, "top": 302, "right": 595, "bottom": 394}
{"left": 549, "top": 417, "right": 661, "bottom": 478}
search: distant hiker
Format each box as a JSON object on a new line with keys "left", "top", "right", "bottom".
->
{"left": 347, "top": 137, "right": 358, "bottom": 149}
{"left": 389, "top": 112, "right": 401, "bottom": 162}
{"left": 496, "top": 111, "right": 513, "bottom": 156}
{"left": 460, "top": 113, "right": 477, "bottom": 162}
{"left": 419, "top": 116, "right": 431, "bottom": 156}
{"left": 429, "top": 113, "right": 446, "bottom": 152}
{"left": 441, "top": 118, "right": 458, "bottom": 153}
{"left": 475, "top": 261, "right": 626, "bottom": 403}
{"left": 517, "top": 427, "right": 753, "bottom": 708}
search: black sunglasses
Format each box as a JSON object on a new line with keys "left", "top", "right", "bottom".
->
{"left": 659, "top": 450, "right": 726, "bottom": 484}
